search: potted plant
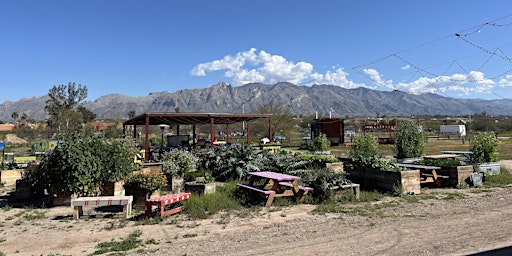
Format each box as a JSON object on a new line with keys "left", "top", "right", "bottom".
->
{"left": 162, "top": 149, "right": 198, "bottom": 191}
{"left": 184, "top": 170, "right": 216, "bottom": 195}
{"left": 124, "top": 171, "right": 167, "bottom": 207}
{"left": 471, "top": 132, "right": 500, "bottom": 176}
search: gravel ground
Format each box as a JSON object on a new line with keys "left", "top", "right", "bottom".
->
{"left": 1, "top": 173, "right": 512, "bottom": 255}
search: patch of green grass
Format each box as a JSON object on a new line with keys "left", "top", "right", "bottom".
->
{"left": 183, "top": 182, "right": 242, "bottom": 219}
{"left": 484, "top": 168, "right": 512, "bottom": 187}
{"left": 358, "top": 190, "right": 385, "bottom": 202}
{"left": 92, "top": 230, "right": 143, "bottom": 255}
{"left": 442, "top": 192, "right": 467, "bottom": 201}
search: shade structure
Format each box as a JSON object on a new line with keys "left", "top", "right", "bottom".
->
{"left": 123, "top": 112, "right": 273, "bottom": 161}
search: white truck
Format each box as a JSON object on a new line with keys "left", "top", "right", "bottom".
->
{"left": 440, "top": 125, "right": 466, "bottom": 137}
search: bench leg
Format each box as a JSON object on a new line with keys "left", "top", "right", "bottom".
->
{"left": 73, "top": 206, "right": 83, "bottom": 220}
{"left": 265, "top": 194, "right": 275, "bottom": 207}
{"left": 353, "top": 185, "right": 360, "bottom": 200}
{"left": 123, "top": 204, "right": 130, "bottom": 219}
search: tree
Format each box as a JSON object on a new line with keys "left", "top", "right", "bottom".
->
{"left": 394, "top": 121, "right": 426, "bottom": 159}
{"left": 21, "top": 113, "right": 28, "bottom": 124}
{"left": 127, "top": 110, "right": 136, "bottom": 119}
{"left": 253, "top": 103, "right": 296, "bottom": 142}
{"left": 77, "top": 105, "right": 96, "bottom": 123}
{"left": 11, "top": 112, "right": 18, "bottom": 123}
{"left": 45, "top": 82, "right": 89, "bottom": 133}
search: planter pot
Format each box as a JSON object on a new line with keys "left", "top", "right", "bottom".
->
{"left": 437, "top": 165, "right": 474, "bottom": 187}
{"left": 474, "top": 162, "right": 500, "bottom": 176}
{"left": 125, "top": 188, "right": 160, "bottom": 210}
{"left": 50, "top": 191, "right": 76, "bottom": 207}
{"left": 184, "top": 182, "right": 216, "bottom": 195}
{"left": 347, "top": 168, "right": 421, "bottom": 195}
{"left": 101, "top": 181, "right": 125, "bottom": 196}
{"left": 165, "top": 174, "right": 184, "bottom": 191}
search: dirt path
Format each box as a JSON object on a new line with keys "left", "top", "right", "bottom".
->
{"left": 1, "top": 185, "right": 512, "bottom": 256}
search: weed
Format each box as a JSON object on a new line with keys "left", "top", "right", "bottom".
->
{"left": 2, "top": 205, "right": 12, "bottom": 211}
{"left": 183, "top": 183, "right": 242, "bottom": 219}
{"left": 442, "top": 192, "right": 467, "bottom": 201}
{"left": 145, "top": 239, "right": 159, "bottom": 245}
{"left": 92, "top": 230, "right": 143, "bottom": 255}
{"left": 358, "top": 190, "right": 385, "bottom": 202}
{"left": 0, "top": 238, "right": 5, "bottom": 243}
{"left": 182, "top": 233, "right": 197, "bottom": 238}
{"left": 23, "top": 210, "right": 46, "bottom": 220}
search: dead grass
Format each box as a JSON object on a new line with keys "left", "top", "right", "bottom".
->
{"left": 331, "top": 137, "right": 512, "bottom": 160}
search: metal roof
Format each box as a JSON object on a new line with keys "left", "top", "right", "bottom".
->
{"left": 123, "top": 113, "right": 273, "bottom": 126}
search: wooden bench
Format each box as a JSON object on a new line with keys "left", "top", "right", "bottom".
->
{"left": 145, "top": 192, "right": 191, "bottom": 217}
{"left": 278, "top": 182, "right": 314, "bottom": 192}
{"left": 237, "top": 184, "right": 276, "bottom": 195}
{"left": 71, "top": 196, "right": 133, "bottom": 220}
{"left": 331, "top": 183, "right": 360, "bottom": 199}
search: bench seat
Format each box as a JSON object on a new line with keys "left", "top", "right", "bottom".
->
{"left": 278, "top": 182, "right": 313, "bottom": 191}
{"left": 237, "top": 184, "right": 275, "bottom": 195}
{"left": 71, "top": 196, "right": 133, "bottom": 220}
{"left": 145, "top": 192, "right": 191, "bottom": 217}
{"left": 422, "top": 173, "right": 449, "bottom": 179}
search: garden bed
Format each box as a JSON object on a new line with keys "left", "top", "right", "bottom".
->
{"left": 347, "top": 168, "right": 421, "bottom": 195}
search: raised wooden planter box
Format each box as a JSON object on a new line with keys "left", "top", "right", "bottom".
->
{"left": 184, "top": 182, "right": 216, "bottom": 195}
{"left": 347, "top": 168, "right": 421, "bottom": 195}
{"left": 437, "top": 165, "right": 474, "bottom": 187}
{"left": 0, "top": 169, "right": 23, "bottom": 187}
{"left": 15, "top": 180, "right": 44, "bottom": 200}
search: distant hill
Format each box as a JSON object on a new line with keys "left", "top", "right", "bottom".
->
{"left": 1, "top": 82, "right": 511, "bottom": 121}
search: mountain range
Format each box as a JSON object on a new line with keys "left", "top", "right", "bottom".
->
{"left": 1, "top": 82, "right": 511, "bottom": 121}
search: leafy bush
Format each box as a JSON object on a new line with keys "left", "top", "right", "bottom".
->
{"left": 292, "top": 168, "right": 351, "bottom": 204}
{"left": 394, "top": 121, "right": 426, "bottom": 159}
{"left": 197, "top": 145, "right": 269, "bottom": 181}
{"left": 302, "top": 133, "right": 331, "bottom": 152}
{"left": 124, "top": 171, "right": 167, "bottom": 194}
{"left": 349, "top": 133, "right": 379, "bottom": 170}
{"left": 414, "top": 158, "right": 462, "bottom": 167}
{"left": 471, "top": 132, "right": 500, "bottom": 163}
{"left": 162, "top": 149, "right": 198, "bottom": 177}
{"left": 297, "top": 153, "right": 340, "bottom": 164}
{"left": 32, "top": 127, "right": 137, "bottom": 196}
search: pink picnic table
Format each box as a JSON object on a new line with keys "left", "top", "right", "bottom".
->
{"left": 238, "top": 171, "right": 312, "bottom": 207}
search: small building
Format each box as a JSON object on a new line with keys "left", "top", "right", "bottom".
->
{"left": 310, "top": 118, "right": 344, "bottom": 146}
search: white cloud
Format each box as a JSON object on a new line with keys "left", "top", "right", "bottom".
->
{"left": 190, "top": 48, "right": 503, "bottom": 98}
{"left": 498, "top": 75, "right": 512, "bottom": 87}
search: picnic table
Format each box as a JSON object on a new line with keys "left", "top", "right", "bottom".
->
{"left": 423, "top": 154, "right": 459, "bottom": 160}
{"left": 441, "top": 150, "right": 474, "bottom": 163}
{"left": 237, "top": 171, "right": 313, "bottom": 207}
{"left": 396, "top": 163, "right": 447, "bottom": 187}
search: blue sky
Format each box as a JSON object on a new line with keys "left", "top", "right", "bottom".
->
{"left": 1, "top": 0, "right": 512, "bottom": 103}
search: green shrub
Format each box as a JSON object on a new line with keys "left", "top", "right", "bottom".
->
{"left": 472, "top": 132, "right": 500, "bottom": 163}
{"left": 394, "top": 121, "right": 426, "bottom": 159}
{"left": 162, "top": 149, "right": 198, "bottom": 177}
{"left": 349, "top": 134, "right": 379, "bottom": 169}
